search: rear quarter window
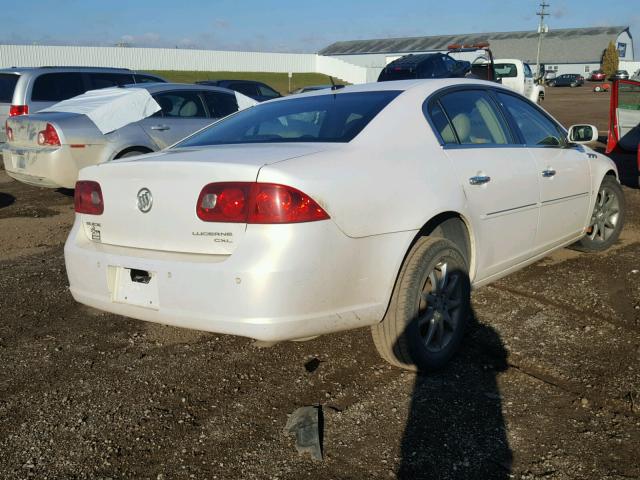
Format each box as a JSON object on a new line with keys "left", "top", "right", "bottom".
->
{"left": 0, "top": 74, "right": 19, "bottom": 103}
{"left": 31, "top": 72, "right": 86, "bottom": 102}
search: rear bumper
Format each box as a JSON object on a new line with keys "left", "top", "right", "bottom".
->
{"left": 3, "top": 145, "right": 85, "bottom": 189}
{"left": 64, "top": 219, "right": 413, "bottom": 341}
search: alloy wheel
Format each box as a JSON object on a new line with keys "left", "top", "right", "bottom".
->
{"left": 587, "top": 184, "right": 620, "bottom": 243}
{"left": 417, "top": 260, "right": 464, "bottom": 353}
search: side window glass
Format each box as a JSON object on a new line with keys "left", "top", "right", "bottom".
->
{"left": 153, "top": 91, "right": 207, "bottom": 118}
{"left": 257, "top": 85, "right": 280, "bottom": 98}
{"left": 89, "top": 73, "right": 134, "bottom": 89}
{"left": 436, "top": 90, "right": 512, "bottom": 145}
{"left": 31, "top": 73, "right": 86, "bottom": 101}
{"left": 425, "top": 101, "right": 457, "bottom": 144}
{"left": 134, "top": 74, "right": 163, "bottom": 84}
{"left": 203, "top": 92, "right": 239, "bottom": 118}
{"left": 618, "top": 82, "right": 640, "bottom": 110}
{"left": 231, "top": 83, "right": 258, "bottom": 97}
{"left": 523, "top": 64, "right": 533, "bottom": 78}
{"left": 496, "top": 92, "right": 564, "bottom": 146}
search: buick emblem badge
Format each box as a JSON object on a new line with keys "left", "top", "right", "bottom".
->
{"left": 137, "top": 188, "right": 153, "bottom": 213}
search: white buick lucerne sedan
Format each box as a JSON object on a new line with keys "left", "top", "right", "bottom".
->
{"left": 65, "top": 79, "right": 624, "bottom": 371}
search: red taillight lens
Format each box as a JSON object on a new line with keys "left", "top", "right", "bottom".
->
{"left": 9, "top": 105, "right": 28, "bottom": 116}
{"left": 74, "top": 181, "right": 104, "bottom": 215}
{"left": 5, "top": 121, "right": 13, "bottom": 142}
{"left": 37, "top": 123, "right": 60, "bottom": 146}
{"left": 249, "top": 183, "right": 329, "bottom": 224}
{"left": 196, "top": 182, "right": 329, "bottom": 224}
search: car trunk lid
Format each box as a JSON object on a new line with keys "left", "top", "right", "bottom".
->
{"left": 77, "top": 143, "right": 334, "bottom": 255}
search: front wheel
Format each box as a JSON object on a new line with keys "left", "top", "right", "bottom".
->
{"left": 371, "top": 237, "right": 470, "bottom": 371}
{"left": 572, "top": 176, "right": 625, "bottom": 252}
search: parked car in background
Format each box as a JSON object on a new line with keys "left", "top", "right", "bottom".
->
{"left": 494, "top": 59, "right": 544, "bottom": 103}
{"left": 3, "top": 83, "right": 256, "bottom": 188}
{"left": 292, "top": 84, "right": 345, "bottom": 94}
{"left": 0, "top": 67, "right": 165, "bottom": 145}
{"left": 609, "top": 70, "right": 630, "bottom": 81}
{"left": 65, "top": 79, "right": 623, "bottom": 372}
{"left": 196, "top": 80, "right": 281, "bottom": 102}
{"left": 589, "top": 70, "right": 606, "bottom": 81}
{"left": 378, "top": 53, "right": 470, "bottom": 81}
{"left": 543, "top": 70, "right": 557, "bottom": 82}
{"left": 547, "top": 74, "right": 584, "bottom": 87}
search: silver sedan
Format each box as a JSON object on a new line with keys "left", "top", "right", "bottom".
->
{"left": 3, "top": 83, "right": 256, "bottom": 188}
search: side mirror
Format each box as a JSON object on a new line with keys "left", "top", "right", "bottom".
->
{"left": 568, "top": 124, "right": 598, "bottom": 144}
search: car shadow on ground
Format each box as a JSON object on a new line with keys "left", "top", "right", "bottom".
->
{"left": 0, "top": 192, "right": 16, "bottom": 209}
{"left": 397, "top": 307, "right": 512, "bottom": 480}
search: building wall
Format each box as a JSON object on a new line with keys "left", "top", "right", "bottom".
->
{"left": 616, "top": 31, "right": 634, "bottom": 61}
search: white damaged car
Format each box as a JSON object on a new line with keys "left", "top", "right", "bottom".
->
{"left": 65, "top": 79, "right": 624, "bottom": 371}
{"left": 3, "top": 83, "right": 256, "bottom": 189}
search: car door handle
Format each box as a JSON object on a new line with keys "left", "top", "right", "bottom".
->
{"left": 542, "top": 169, "right": 556, "bottom": 177}
{"left": 469, "top": 175, "right": 491, "bottom": 185}
{"left": 150, "top": 125, "right": 170, "bottom": 131}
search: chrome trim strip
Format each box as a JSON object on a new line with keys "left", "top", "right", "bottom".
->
{"left": 541, "top": 192, "right": 589, "bottom": 205}
{"left": 486, "top": 203, "right": 537, "bottom": 216}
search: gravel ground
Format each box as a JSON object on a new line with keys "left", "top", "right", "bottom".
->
{"left": 0, "top": 86, "right": 639, "bottom": 480}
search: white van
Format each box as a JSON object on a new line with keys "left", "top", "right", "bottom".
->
{"left": 494, "top": 59, "right": 545, "bottom": 103}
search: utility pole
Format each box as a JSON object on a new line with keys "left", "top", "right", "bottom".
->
{"left": 535, "top": 1, "right": 550, "bottom": 81}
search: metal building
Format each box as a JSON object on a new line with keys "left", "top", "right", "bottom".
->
{"left": 318, "top": 26, "right": 635, "bottom": 81}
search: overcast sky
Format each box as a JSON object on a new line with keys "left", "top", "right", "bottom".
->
{"left": 2, "top": 0, "right": 638, "bottom": 53}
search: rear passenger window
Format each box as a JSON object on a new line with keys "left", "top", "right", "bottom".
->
{"left": 428, "top": 102, "right": 457, "bottom": 144}
{"left": 153, "top": 91, "right": 207, "bottom": 118}
{"left": 0, "top": 74, "right": 19, "bottom": 103}
{"left": 203, "top": 92, "right": 238, "bottom": 118}
{"left": 257, "top": 85, "right": 280, "bottom": 98}
{"left": 134, "top": 74, "right": 164, "bottom": 84}
{"left": 231, "top": 83, "right": 258, "bottom": 97}
{"left": 89, "top": 73, "right": 134, "bottom": 89}
{"left": 32, "top": 73, "right": 86, "bottom": 101}
{"left": 496, "top": 92, "right": 565, "bottom": 146}
{"left": 430, "top": 90, "right": 512, "bottom": 145}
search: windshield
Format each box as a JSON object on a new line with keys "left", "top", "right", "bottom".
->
{"left": 175, "top": 91, "right": 401, "bottom": 147}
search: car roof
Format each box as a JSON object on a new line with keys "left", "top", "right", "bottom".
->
{"left": 124, "top": 82, "right": 238, "bottom": 94}
{"left": 0, "top": 66, "right": 135, "bottom": 74}
{"left": 269, "top": 78, "right": 510, "bottom": 102}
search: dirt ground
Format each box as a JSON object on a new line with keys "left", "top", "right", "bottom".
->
{"left": 0, "top": 84, "right": 639, "bottom": 480}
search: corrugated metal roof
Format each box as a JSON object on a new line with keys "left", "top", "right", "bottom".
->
{"left": 318, "top": 26, "right": 629, "bottom": 63}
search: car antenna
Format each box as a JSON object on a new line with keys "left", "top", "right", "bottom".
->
{"left": 329, "top": 76, "right": 339, "bottom": 91}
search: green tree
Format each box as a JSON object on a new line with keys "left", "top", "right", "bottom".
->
{"left": 602, "top": 41, "right": 619, "bottom": 77}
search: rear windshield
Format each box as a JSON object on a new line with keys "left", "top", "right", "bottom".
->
{"left": 378, "top": 68, "right": 416, "bottom": 81}
{"left": 0, "top": 74, "right": 19, "bottom": 103}
{"left": 175, "top": 91, "right": 401, "bottom": 147}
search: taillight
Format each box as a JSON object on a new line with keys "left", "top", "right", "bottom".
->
{"left": 74, "top": 181, "right": 104, "bottom": 215}
{"left": 37, "top": 123, "right": 60, "bottom": 146}
{"left": 9, "top": 105, "right": 28, "bottom": 116}
{"left": 5, "top": 121, "right": 13, "bottom": 142}
{"left": 196, "top": 182, "right": 329, "bottom": 224}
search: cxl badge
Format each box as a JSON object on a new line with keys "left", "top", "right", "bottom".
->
{"left": 137, "top": 188, "right": 153, "bottom": 213}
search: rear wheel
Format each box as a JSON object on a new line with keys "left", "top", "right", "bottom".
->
{"left": 572, "top": 176, "right": 625, "bottom": 252}
{"left": 371, "top": 237, "right": 470, "bottom": 371}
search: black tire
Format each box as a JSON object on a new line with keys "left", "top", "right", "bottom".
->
{"left": 572, "top": 176, "right": 625, "bottom": 252}
{"left": 549, "top": 81, "right": 556, "bottom": 87}
{"left": 371, "top": 237, "right": 470, "bottom": 372}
